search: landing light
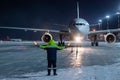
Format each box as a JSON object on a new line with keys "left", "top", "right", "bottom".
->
{"left": 75, "top": 37, "right": 81, "bottom": 42}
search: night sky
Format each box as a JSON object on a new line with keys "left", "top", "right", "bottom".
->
{"left": 0, "top": 0, "right": 120, "bottom": 40}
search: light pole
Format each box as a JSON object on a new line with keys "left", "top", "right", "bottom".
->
{"left": 98, "top": 19, "right": 102, "bottom": 30}
{"left": 116, "top": 12, "right": 120, "bottom": 28}
{"left": 106, "top": 15, "right": 110, "bottom": 29}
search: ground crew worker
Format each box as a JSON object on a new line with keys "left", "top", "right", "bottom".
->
{"left": 35, "top": 39, "right": 65, "bottom": 76}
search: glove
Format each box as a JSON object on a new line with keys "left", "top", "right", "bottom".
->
{"left": 34, "top": 41, "right": 39, "bottom": 47}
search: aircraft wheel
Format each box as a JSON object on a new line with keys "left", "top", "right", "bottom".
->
{"left": 95, "top": 42, "right": 98, "bottom": 46}
{"left": 62, "top": 42, "right": 65, "bottom": 46}
{"left": 58, "top": 42, "right": 61, "bottom": 46}
{"left": 58, "top": 42, "right": 65, "bottom": 46}
{"left": 91, "top": 42, "right": 94, "bottom": 46}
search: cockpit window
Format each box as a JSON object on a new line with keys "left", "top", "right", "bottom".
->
{"left": 75, "top": 23, "right": 85, "bottom": 25}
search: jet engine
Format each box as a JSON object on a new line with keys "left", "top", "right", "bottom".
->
{"left": 41, "top": 32, "right": 53, "bottom": 43}
{"left": 105, "top": 33, "right": 116, "bottom": 43}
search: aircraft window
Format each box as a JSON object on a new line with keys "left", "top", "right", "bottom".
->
{"left": 76, "top": 23, "right": 85, "bottom": 25}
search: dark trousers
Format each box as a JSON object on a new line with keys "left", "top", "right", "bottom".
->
{"left": 47, "top": 60, "right": 56, "bottom": 75}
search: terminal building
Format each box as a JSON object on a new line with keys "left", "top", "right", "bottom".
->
{"left": 90, "top": 12, "right": 120, "bottom": 41}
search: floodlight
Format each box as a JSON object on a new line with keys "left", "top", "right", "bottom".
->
{"left": 106, "top": 15, "right": 110, "bottom": 18}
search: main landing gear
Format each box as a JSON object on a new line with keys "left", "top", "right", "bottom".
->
{"left": 91, "top": 34, "right": 99, "bottom": 46}
{"left": 58, "top": 34, "right": 65, "bottom": 46}
{"left": 91, "top": 41, "right": 98, "bottom": 46}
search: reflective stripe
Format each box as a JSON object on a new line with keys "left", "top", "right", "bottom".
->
{"left": 46, "top": 46, "right": 65, "bottom": 49}
{"left": 40, "top": 45, "right": 58, "bottom": 49}
{"left": 48, "top": 68, "right": 57, "bottom": 70}
{"left": 46, "top": 46, "right": 58, "bottom": 48}
{"left": 40, "top": 45, "right": 65, "bottom": 49}
{"left": 48, "top": 68, "right": 52, "bottom": 70}
{"left": 53, "top": 68, "right": 57, "bottom": 69}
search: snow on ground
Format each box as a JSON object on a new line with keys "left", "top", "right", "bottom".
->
{"left": 1, "top": 41, "right": 120, "bottom": 80}
{"left": 1, "top": 63, "right": 120, "bottom": 80}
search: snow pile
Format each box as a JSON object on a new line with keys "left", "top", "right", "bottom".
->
{"left": 2, "top": 63, "right": 120, "bottom": 80}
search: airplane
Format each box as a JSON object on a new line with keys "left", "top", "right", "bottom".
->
{"left": 0, "top": 2, "right": 119, "bottom": 47}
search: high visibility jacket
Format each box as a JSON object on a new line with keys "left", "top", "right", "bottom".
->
{"left": 40, "top": 39, "right": 65, "bottom": 61}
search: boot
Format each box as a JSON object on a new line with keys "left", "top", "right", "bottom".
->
{"left": 53, "top": 69, "right": 57, "bottom": 76}
{"left": 47, "top": 69, "right": 51, "bottom": 76}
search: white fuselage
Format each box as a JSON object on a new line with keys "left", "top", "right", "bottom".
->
{"left": 69, "top": 18, "right": 89, "bottom": 41}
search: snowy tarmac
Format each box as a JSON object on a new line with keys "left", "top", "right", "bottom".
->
{"left": 0, "top": 41, "right": 120, "bottom": 80}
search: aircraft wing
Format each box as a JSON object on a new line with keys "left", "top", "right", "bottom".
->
{"left": 0, "top": 26, "right": 68, "bottom": 34}
{"left": 89, "top": 28, "right": 120, "bottom": 34}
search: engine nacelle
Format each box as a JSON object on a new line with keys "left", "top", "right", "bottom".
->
{"left": 41, "top": 32, "right": 53, "bottom": 43}
{"left": 105, "top": 33, "right": 116, "bottom": 43}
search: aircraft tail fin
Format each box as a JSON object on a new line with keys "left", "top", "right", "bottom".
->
{"left": 77, "top": 2, "right": 80, "bottom": 18}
